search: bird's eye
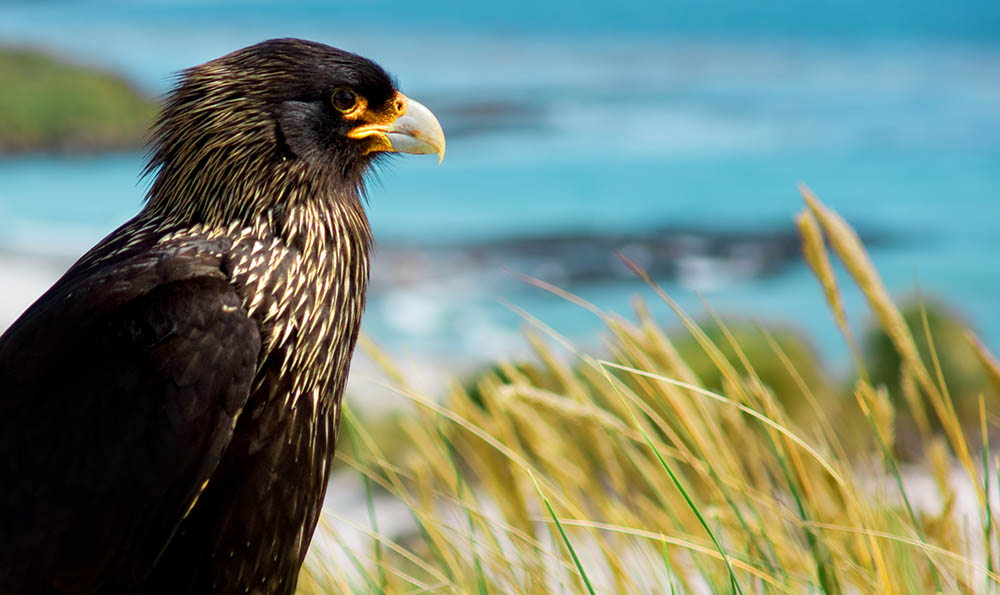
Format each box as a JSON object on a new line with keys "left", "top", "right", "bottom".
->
{"left": 331, "top": 88, "right": 359, "bottom": 113}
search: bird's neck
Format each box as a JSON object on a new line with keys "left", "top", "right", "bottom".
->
{"left": 141, "top": 149, "right": 372, "bottom": 232}
{"left": 224, "top": 192, "right": 371, "bottom": 420}
{"left": 135, "top": 159, "right": 374, "bottom": 359}
{"left": 266, "top": 193, "right": 373, "bottom": 273}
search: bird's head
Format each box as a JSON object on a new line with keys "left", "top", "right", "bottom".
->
{"left": 144, "top": 38, "right": 445, "bottom": 225}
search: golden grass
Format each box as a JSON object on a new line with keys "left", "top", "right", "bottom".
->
{"left": 300, "top": 188, "right": 1000, "bottom": 594}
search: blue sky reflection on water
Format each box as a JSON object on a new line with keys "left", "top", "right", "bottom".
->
{"left": 0, "top": 1, "right": 998, "bottom": 367}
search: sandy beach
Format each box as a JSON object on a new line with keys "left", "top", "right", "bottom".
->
{"left": 0, "top": 252, "right": 68, "bottom": 333}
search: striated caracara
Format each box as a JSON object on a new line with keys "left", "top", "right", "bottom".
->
{"left": 0, "top": 38, "right": 445, "bottom": 594}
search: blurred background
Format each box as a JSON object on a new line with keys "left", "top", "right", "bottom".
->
{"left": 1, "top": 0, "right": 999, "bottom": 381}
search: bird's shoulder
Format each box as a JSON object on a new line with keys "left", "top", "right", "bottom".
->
{"left": 0, "top": 223, "right": 265, "bottom": 591}
{"left": 0, "top": 219, "right": 263, "bottom": 408}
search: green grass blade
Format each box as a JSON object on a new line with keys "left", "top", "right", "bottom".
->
{"left": 323, "top": 520, "right": 383, "bottom": 594}
{"left": 854, "top": 391, "right": 945, "bottom": 592}
{"left": 661, "top": 535, "right": 677, "bottom": 595}
{"left": 343, "top": 407, "right": 388, "bottom": 592}
{"left": 598, "top": 362, "right": 745, "bottom": 594}
{"left": 436, "top": 425, "right": 490, "bottom": 595}
{"left": 983, "top": 396, "right": 995, "bottom": 593}
{"left": 526, "top": 470, "right": 597, "bottom": 595}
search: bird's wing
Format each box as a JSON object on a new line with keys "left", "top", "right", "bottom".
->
{"left": 0, "top": 242, "right": 262, "bottom": 592}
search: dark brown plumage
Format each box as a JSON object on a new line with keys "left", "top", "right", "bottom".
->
{"left": 0, "top": 38, "right": 444, "bottom": 594}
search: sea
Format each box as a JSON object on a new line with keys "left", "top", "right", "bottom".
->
{"left": 1, "top": 0, "right": 999, "bottom": 372}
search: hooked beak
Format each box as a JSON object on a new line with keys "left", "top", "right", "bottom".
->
{"left": 347, "top": 94, "right": 446, "bottom": 163}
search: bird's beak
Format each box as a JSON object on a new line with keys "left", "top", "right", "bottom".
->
{"left": 348, "top": 95, "right": 446, "bottom": 163}
{"left": 386, "top": 98, "right": 446, "bottom": 163}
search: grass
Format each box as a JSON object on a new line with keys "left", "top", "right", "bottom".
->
{"left": 0, "top": 46, "right": 156, "bottom": 154}
{"left": 299, "top": 187, "right": 1000, "bottom": 593}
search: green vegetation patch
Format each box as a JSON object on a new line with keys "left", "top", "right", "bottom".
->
{"left": 0, "top": 46, "right": 156, "bottom": 154}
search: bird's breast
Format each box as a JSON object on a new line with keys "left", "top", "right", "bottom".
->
{"left": 229, "top": 202, "right": 371, "bottom": 416}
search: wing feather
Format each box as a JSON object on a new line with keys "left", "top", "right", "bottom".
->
{"left": 0, "top": 243, "right": 261, "bottom": 593}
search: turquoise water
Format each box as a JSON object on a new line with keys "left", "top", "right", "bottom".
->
{"left": 1, "top": 1, "right": 998, "bottom": 367}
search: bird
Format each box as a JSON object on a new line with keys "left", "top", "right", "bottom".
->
{"left": 0, "top": 38, "right": 444, "bottom": 594}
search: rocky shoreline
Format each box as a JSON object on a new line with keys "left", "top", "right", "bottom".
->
{"left": 370, "top": 224, "right": 892, "bottom": 293}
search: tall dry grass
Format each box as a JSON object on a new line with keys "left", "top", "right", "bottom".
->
{"left": 300, "top": 188, "right": 1000, "bottom": 594}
